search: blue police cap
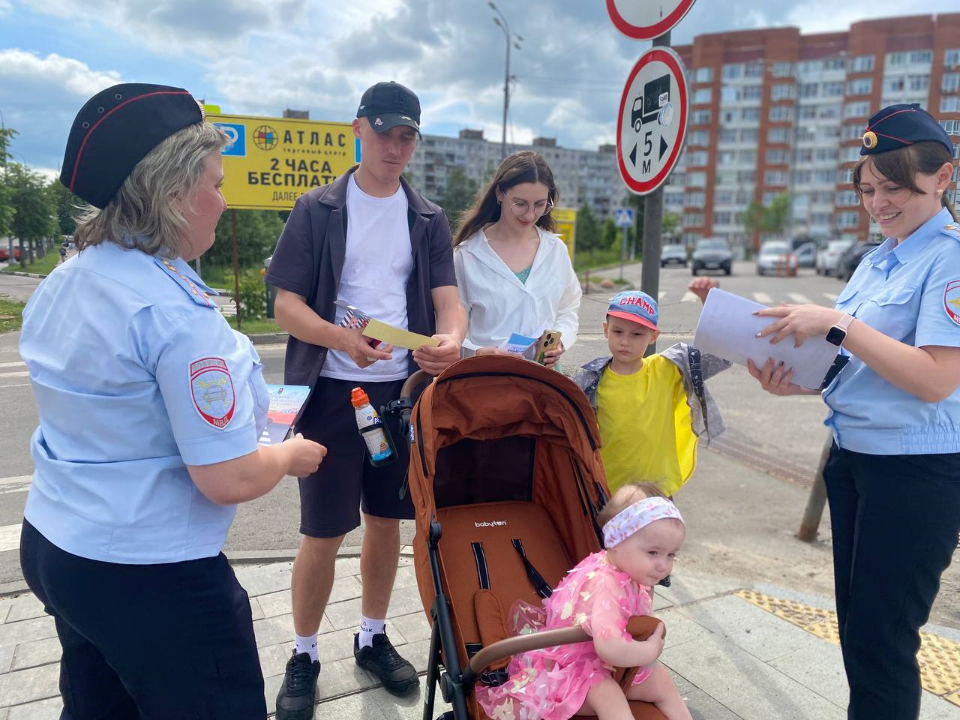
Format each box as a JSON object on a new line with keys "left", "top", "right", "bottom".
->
{"left": 860, "top": 103, "right": 953, "bottom": 157}
{"left": 61, "top": 83, "right": 204, "bottom": 209}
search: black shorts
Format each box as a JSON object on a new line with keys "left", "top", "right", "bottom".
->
{"left": 296, "top": 376, "right": 413, "bottom": 538}
{"left": 20, "top": 520, "right": 265, "bottom": 719}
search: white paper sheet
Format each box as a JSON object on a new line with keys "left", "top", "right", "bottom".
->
{"left": 692, "top": 288, "right": 838, "bottom": 390}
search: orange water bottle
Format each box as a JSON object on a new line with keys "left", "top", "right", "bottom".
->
{"left": 351, "top": 387, "right": 396, "bottom": 467}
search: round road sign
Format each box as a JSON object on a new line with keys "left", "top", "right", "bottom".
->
{"left": 606, "top": 0, "right": 697, "bottom": 40}
{"left": 616, "top": 46, "right": 688, "bottom": 196}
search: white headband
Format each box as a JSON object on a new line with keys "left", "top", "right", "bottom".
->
{"left": 603, "top": 497, "right": 684, "bottom": 548}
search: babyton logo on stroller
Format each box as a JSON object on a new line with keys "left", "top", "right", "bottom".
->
{"left": 474, "top": 520, "right": 508, "bottom": 528}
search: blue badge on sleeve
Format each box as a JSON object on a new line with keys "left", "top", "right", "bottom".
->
{"left": 190, "top": 357, "right": 236, "bottom": 429}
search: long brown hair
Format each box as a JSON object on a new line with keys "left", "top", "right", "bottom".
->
{"left": 853, "top": 141, "right": 957, "bottom": 222}
{"left": 453, "top": 151, "right": 560, "bottom": 245}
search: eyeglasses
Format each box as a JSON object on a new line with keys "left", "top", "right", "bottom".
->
{"left": 508, "top": 198, "right": 554, "bottom": 218}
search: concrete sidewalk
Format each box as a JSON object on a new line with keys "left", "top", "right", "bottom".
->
{"left": 0, "top": 554, "right": 958, "bottom": 720}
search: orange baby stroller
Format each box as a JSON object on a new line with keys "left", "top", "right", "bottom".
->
{"left": 404, "top": 356, "right": 667, "bottom": 720}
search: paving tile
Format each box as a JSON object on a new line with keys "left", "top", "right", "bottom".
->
{"left": 0, "top": 663, "right": 60, "bottom": 707}
{"left": 651, "top": 588, "right": 675, "bottom": 612}
{"left": 366, "top": 683, "right": 447, "bottom": 720}
{"left": 682, "top": 688, "right": 744, "bottom": 720}
{"left": 0, "top": 618, "right": 57, "bottom": 650}
{"left": 919, "top": 693, "right": 960, "bottom": 720}
{"left": 390, "top": 566, "right": 418, "bottom": 591}
{"left": 677, "top": 594, "right": 833, "bottom": 663}
{"left": 6, "top": 696, "right": 63, "bottom": 720}
{"left": 312, "top": 691, "right": 390, "bottom": 719}
{"left": 3, "top": 599, "right": 46, "bottom": 625}
{"left": 253, "top": 615, "right": 297, "bottom": 649}
{"left": 654, "top": 607, "right": 715, "bottom": 650}
{"left": 326, "top": 586, "right": 423, "bottom": 631}
{"left": 10, "top": 639, "right": 60, "bottom": 673}
{"left": 0, "top": 604, "right": 10, "bottom": 625}
{"left": 655, "top": 572, "right": 744, "bottom": 608}
{"left": 0, "top": 646, "right": 14, "bottom": 675}
{"left": 661, "top": 633, "right": 845, "bottom": 720}
{"left": 316, "top": 656, "right": 376, "bottom": 700}
{"left": 768, "top": 639, "right": 848, "bottom": 706}
{"left": 249, "top": 597, "right": 264, "bottom": 622}
{"left": 256, "top": 576, "right": 363, "bottom": 619}
{"left": 233, "top": 563, "right": 293, "bottom": 597}
{"left": 258, "top": 641, "right": 294, "bottom": 680}
{"left": 389, "top": 612, "right": 432, "bottom": 645}
{"left": 334, "top": 557, "right": 362, "bottom": 579}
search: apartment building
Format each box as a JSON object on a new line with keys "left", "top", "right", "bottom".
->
{"left": 406, "top": 131, "right": 629, "bottom": 221}
{"left": 671, "top": 14, "right": 960, "bottom": 250}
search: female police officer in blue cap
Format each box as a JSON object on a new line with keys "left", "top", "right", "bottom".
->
{"left": 747, "top": 104, "right": 960, "bottom": 719}
{"left": 18, "top": 83, "right": 326, "bottom": 718}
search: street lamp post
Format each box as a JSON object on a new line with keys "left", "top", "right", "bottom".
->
{"left": 489, "top": 2, "right": 522, "bottom": 160}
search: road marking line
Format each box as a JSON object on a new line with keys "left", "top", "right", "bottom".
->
{"left": 681, "top": 292, "right": 697, "bottom": 302}
{"left": 788, "top": 293, "right": 811, "bottom": 304}
{"left": 823, "top": 292, "right": 838, "bottom": 303}
{"left": 0, "top": 361, "right": 25, "bottom": 368}
{"left": 753, "top": 292, "right": 773, "bottom": 304}
{"left": 658, "top": 291, "right": 667, "bottom": 301}
{"left": 0, "top": 475, "right": 32, "bottom": 487}
{"left": 0, "top": 524, "right": 21, "bottom": 553}
{"left": 0, "top": 371, "right": 29, "bottom": 378}
{"left": 0, "top": 384, "right": 31, "bottom": 389}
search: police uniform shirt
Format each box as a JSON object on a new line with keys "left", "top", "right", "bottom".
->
{"left": 20, "top": 241, "right": 270, "bottom": 564}
{"left": 824, "top": 208, "right": 960, "bottom": 454}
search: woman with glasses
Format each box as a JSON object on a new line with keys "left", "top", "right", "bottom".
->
{"left": 453, "top": 151, "right": 581, "bottom": 367}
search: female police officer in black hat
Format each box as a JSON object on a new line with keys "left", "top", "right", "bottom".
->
{"left": 746, "top": 103, "right": 960, "bottom": 719}
{"left": 18, "top": 83, "right": 326, "bottom": 718}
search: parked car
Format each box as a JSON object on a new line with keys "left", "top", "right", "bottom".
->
{"left": 794, "top": 242, "right": 817, "bottom": 268}
{"left": 0, "top": 247, "right": 21, "bottom": 262}
{"left": 660, "top": 244, "right": 687, "bottom": 268}
{"left": 691, "top": 238, "right": 733, "bottom": 276}
{"left": 756, "top": 241, "right": 799, "bottom": 276}
{"left": 816, "top": 239, "right": 855, "bottom": 276}
{"left": 836, "top": 240, "right": 882, "bottom": 281}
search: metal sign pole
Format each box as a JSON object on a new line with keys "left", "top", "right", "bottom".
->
{"left": 231, "top": 209, "right": 241, "bottom": 331}
{"left": 620, "top": 225, "right": 627, "bottom": 281}
{"left": 640, "top": 29, "right": 670, "bottom": 356}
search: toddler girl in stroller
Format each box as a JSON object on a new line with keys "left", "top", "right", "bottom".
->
{"left": 476, "top": 483, "right": 692, "bottom": 720}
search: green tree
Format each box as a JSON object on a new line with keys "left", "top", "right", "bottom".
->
{"left": 575, "top": 202, "right": 603, "bottom": 252}
{"left": 0, "top": 128, "right": 17, "bottom": 245}
{"left": 625, "top": 193, "right": 645, "bottom": 257}
{"left": 440, "top": 167, "right": 479, "bottom": 234}
{"left": 661, "top": 211, "right": 680, "bottom": 241}
{"left": 740, "top": 193, "right": 790, "bottom": 240}
{"left": 48, "top": 179, "right": 81, "bottom": 236}
{"left": 209, "top": 209, "right": 286, "bottom": 270}
{"left": 8, "top": 163, "right": 57, "bottom": 268}
{"left": 601, "top": 217, "right": 619, "bottom": 253}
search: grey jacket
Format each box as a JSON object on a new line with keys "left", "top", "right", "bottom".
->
{"left": 573, "top": 343, "right": 730, "bottom": 444}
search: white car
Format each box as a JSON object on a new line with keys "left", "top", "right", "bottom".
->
{"left": 816, "top": 239, "right": 855, "bottom": 276}
{"left": 660, "top": 244, "right": 687, "bottom": 268}
{"left": 756, "top": 241, "right": 798, "bottom": 277}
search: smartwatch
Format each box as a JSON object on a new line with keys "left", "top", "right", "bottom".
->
{"left": 826, "top": 313, "right": 855, "bottom": 347}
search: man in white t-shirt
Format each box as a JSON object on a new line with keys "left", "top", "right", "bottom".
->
{"left": 267, "top": 81, "right": 465, "bottom": 719}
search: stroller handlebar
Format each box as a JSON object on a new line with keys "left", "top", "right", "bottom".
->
{"left": 401, "top": 369, "right": 432, "bottom": 400}
{"left": 462, "top": 615, "right": 663, "bottom": 689}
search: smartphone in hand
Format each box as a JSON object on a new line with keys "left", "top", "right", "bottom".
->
{"left": 534, "top": 330, "right": 561, "bottom": 365}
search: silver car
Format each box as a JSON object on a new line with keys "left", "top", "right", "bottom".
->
{"left": 756, "top": 241, "right": 798, "bottom": 277}
{"left": 660, "top": 244, "right": 687, "bottom": 268}
{"left": 816, "top": 239, "right": 855, "bottom": 276}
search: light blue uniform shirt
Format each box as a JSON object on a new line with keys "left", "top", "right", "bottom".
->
{"left": 824, "top": 208, "right": 960, "bottom": 454}
{"left": 20, "top": 241, "right": 270, "bottom": 564}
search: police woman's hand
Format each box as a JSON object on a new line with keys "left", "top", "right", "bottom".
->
{"left": 283, "top": 433, "right": 327, "bottom": 477}
{"left": 339, "top": 327, "right": 393, "bottom": 369}
{"left": 688, "top": 276, "right": 719, "bottom": 304}
{"left": 754, "top": 304, "right": 844, "bottom": 348}
{"left": 746, "top": 358, "right": 820, "bottom": 397}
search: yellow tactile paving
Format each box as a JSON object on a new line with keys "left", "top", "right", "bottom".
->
{"left": 736, "top": 589, "right": 960, "bottom": 701}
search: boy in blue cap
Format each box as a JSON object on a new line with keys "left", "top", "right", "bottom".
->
{"left": 575, "top": 279, "right": 729, "bottom": 498}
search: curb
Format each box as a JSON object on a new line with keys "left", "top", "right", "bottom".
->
{"left": 2, "top": 271, "right": 46, "bottom": 279}
{"left": 247, "top": 332, "right": 288, "bottom": 345}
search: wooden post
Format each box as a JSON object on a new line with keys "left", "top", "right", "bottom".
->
{"left": 797, "top": 433, "right": 833, "bottom": 542}
{"left": 231, "top": 209, "right": 241, "bottom": 330}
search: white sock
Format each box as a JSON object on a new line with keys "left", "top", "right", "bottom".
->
{"left": 294, "top": 633, "right": 319, "bottom": 663}
{"left": 359, "top": 615, "right": 386, "bottom": 649}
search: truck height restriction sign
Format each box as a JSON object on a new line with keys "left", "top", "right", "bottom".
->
{"left": 207, "top": 113, "right": 359, "bottom": 210}
{"left": 616, "top": 47, "right": 688, "bottom": 196}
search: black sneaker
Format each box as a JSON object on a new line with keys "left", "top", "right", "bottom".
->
{"left": 276, "top": 651, "right": 321, "bottom": 720}
{"left": 354, "top": 633, "right": 419, "bottom": 696}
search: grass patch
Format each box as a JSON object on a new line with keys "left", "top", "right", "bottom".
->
{"left": 0, "top": 298, "right": 25, "bottom": 333}
{"left": 226, "top": 316, "right": 283, "bottom": 335}
{"left": 2, "top": 252, "right": 59, "bottom": 277}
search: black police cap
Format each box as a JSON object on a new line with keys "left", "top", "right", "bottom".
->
{"left": 860, "top": 103, "right": 954, "bottom": 157}
{"left": 356, "top": 81, "right": 420, "bottom": 133}
{"left": 61, "top": 83, "right": 204, "bottom": 209}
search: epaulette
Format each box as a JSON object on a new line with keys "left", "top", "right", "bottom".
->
{"left": 154, "top": 257, "right": 215, "bottom": 307}
{"left": 941, "top": 223, "right": 960, "bottom": 243}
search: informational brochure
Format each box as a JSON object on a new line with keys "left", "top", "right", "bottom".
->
{"left": 362, "top": 319, "right": 440, "bottom": 351}
{"left": 693, "top": 288, "right": 838, "bottom": 390}
{"left": 501, "top": 332, "right": 540, "bottom": 359}
{"left": 259, "top": 384, "right": 310, "bottom": 445}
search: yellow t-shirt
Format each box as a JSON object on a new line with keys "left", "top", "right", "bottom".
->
{"left": 597, "top": 354, "right": 697, "bottom": 497}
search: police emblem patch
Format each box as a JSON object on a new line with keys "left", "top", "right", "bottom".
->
{"left": 190, "top": 357, "right": 236, "bottom": 429}
{"left": 944, "top": 279, "right": 960, "bottom": 326}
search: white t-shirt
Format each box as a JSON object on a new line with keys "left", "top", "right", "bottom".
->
{"left": 320, "top": 175, "right": 413, "bottom": 381}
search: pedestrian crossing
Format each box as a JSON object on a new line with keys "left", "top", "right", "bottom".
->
{"left": 628, "top": 291, "right": 839, "bottom": 307}
{"left": 0, "top": 360, "right": 29, "bottom": 385}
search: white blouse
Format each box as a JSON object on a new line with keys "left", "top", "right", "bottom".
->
{"left": 454, "top": 226, "right": 582, "bottom": 353}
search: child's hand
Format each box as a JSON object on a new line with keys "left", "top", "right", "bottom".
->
{"left": 634, "top": 622, "right": 666, "bottom": 665}
{"left": 688, "top": 277, "right": 719, "bottom": 304}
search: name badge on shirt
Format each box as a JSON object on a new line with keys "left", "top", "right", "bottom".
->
{"left": 190, "top": 357, "right": 236, "bottom": 429}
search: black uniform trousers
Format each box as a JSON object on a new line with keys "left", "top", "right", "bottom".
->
{"left": 20, "top": 520, "right": 266, "bottom": 720}
{"left": 822, "top": 444, "right": 960, "bottom": 720}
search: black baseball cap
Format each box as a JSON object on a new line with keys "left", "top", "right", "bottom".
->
{"left": 61, "top": 83, "right": 204, "bottom": 209}
{"left": 356, "top": 81, "right": 421, "bottom": 134}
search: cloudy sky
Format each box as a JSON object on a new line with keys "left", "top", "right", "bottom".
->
{"left": 2, "top": 0, "right": 958, "bottom": 176}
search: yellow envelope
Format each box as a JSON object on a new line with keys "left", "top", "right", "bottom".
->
{"left": 362, "top": 319, "right": 440, "bottom": 351}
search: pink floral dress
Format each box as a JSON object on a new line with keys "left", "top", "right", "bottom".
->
{"left": 475, "top": 551, "right": 653, "bottom": 720}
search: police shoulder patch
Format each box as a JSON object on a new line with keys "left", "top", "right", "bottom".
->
{"left": 942, "top": 223, "right": 960, "bottom": 243}
{"left": 944, "top": 279, "right": 960, "bottom": 326}
{"left": 189, "top": 357, "right": 236, "bottom": 429}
